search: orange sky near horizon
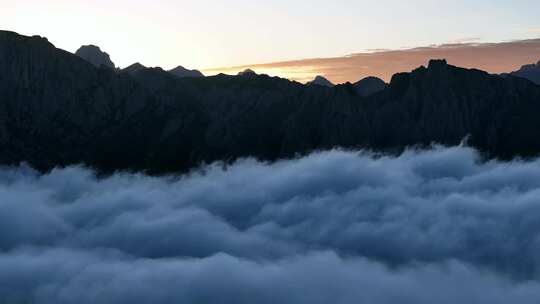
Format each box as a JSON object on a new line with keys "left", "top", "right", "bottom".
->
{"left": 203, "top": 39, "right": 540, "bottom": 84}
{"left": 2, "top": 0, "right": 540, "bottom": 81}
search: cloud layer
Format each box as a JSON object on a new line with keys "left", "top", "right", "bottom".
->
{"left": 2, "top": 146, "right": 540, "bottom": 303}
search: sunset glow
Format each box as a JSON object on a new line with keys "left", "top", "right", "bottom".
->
{"left": 3, "top": 1, "right": 540, "bottom": 303}
{"left": 2, "top": 0, "right": 539, "bottom": 81}
{"left": 205, "top": 39, "right": 540, "bottom": 83}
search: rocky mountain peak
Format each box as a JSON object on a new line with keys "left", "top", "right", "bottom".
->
{"left": 75, "top": 45, "right": 115, "bottom": 68}
{"left": 307, "top": 75, "right": 334, "bottom": 87}
{"left": 353, "top": 76, "right": 387, "bottom": 97}
{"left": 168, "top": 66, "right": 204, "bottom": 78}
{"left": 510, "top": 59, "right": 540, "bottom": 84}
{"left": 428, "top": 59, "right": 448, "bottom": 70}
{"left": 123, "top": 62, "right": 147, "bottom": 75}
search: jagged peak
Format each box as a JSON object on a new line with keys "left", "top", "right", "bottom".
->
{"left": 428, "top": 59, "right": 448, "bottom": 69}
{"left": 390, "top": 60, "right": 451, "bottom": 85}
{"left": 122, "top": 62, "right": 147, "bottom": 75}
{"left": 307, "top": 75, "right": 334, "bottom": 87}
{"left": 75, "top": 45, "right": 115, "bottom": 69}
{"left": 169, "top": 65, "right": 204, "bottom": 78}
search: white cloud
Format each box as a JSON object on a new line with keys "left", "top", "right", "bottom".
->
{"left": 2, "top": 146, "right": 540, "bottom": 303}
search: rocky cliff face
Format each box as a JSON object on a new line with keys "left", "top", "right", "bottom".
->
{"left": 75, "top": 45, "right": 115, "bottom": 68}
{"left": 365, "top": 59, "right": 540, "bottom": 159}
{"left": 1, "top": 31, "right": 540, "bottom": 173}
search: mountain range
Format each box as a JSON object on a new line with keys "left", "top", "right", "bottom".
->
{"left": 1, "top": 30, "right": 540, "bottom": 173}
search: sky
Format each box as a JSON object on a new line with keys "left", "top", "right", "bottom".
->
{"left": 206, "top": 40, "right": 540, "bottom": 82}
{"left": 2, "top": 0, "right": 540, "bottom": 82}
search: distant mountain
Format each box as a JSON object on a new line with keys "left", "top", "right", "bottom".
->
{"left": 75, "top": 45, "right": 115, "bottom": 68}
{"left": 511, "top": 60, "right": 540, "bottom": 84}
{"left": 1, "top": 31, "right": 540, "bottom": 173}
{"left": 238, "top": 69, "right": 257, "bottom": 76}
{"left": 353, "top": 76, "right": 387, "bottom": 97}
{"left": 307, "top": 75, "right": 334, "bottom": 87}
{"left": 123, "top": 62, "right": 146, "bottom": 75}
{"left": 168, "top": 65, "right": 204, "bottom": 78}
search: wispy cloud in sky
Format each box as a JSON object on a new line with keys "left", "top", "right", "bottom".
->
{"left": 204, "top": 38, "right": 540, "bottom": 83}
{"left": 2, "top": 0, "right": 540, "bottom": 71}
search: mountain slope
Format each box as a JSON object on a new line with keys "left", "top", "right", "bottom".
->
{"left": 511, "top": 60, "right": 540, "bottom": 84}
{"left": 365, "top": 59, "right": 540, "bottom": 158}
{"left": 1, "top": 31, "right": 540, "bottom": 173}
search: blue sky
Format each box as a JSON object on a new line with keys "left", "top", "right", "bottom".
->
{"left": 2, "top": 0, "right": 539, "bottom": 70}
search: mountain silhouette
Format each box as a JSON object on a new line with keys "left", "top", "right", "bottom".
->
{"left": 123, "top": 62, "right": 147, "bottom": 75}
{"left": 169, "top": 65, "right": 204, "bottom": 78}
{"left": 511, "top": 60, "right": 540, "bottom": 84}
{"left": 238, "top": 69, "right": 258, "bottom": 76}
{"left": 307, "top": 75, "right": 334, "bottom": 87}
{"left": 1, "top": 31, "right": 540, "bottom": 173}
{"left": 75, "top": 45, "right": 115, "bottom": 68}
{"left": 353, "top": 76, "right": 387, "bottom": 97}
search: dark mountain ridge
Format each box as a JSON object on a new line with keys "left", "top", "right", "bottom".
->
{"left": 168, "top": 65, "right": 204, "bottom": 78}
{"left": 1, "top": 30, "right": 540, "bottom": 173}
{"left": 511, "top": 60, "right": 540, "bottom": 84}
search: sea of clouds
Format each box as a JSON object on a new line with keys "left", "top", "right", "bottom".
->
{"left": 2, "top": 146, "right": 540, "bottom": 303}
